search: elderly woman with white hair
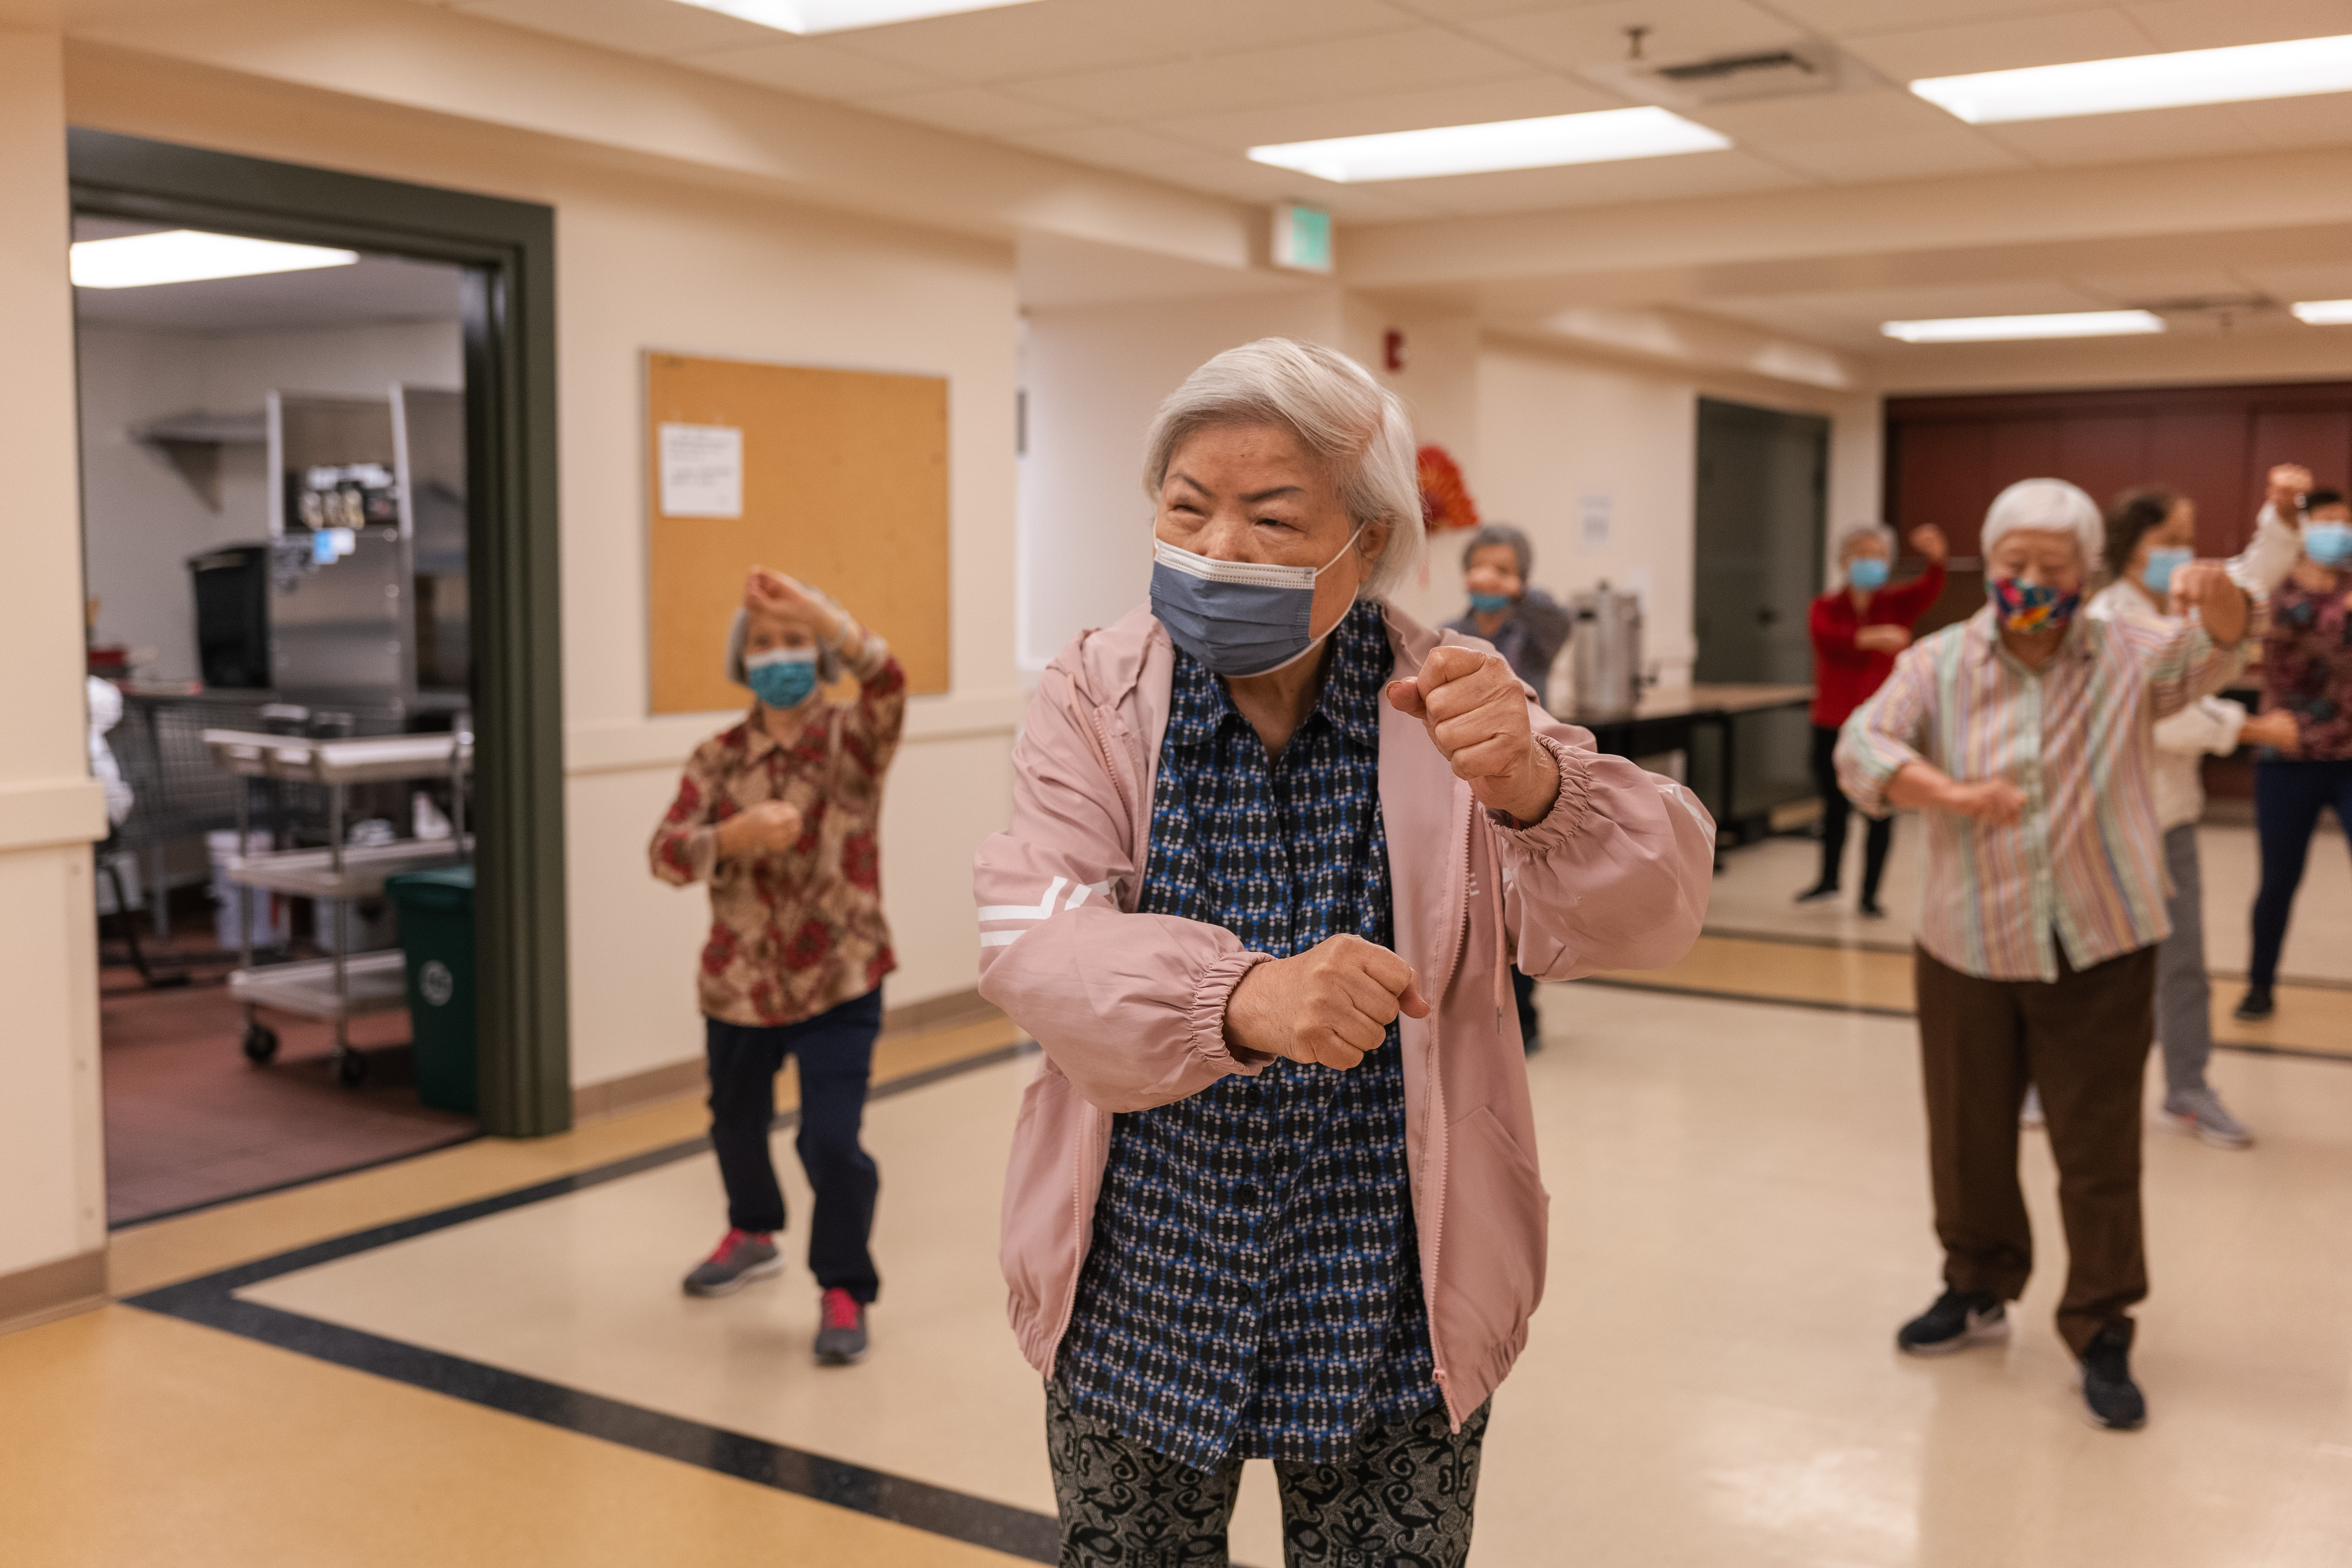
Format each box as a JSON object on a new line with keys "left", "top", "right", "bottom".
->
{"left": 975, "top": 338, "right": 1713, "bottom": 1564}
{"left": 649, "top": 567, "right": 903, "bottom": 1365}
{"left": 1837, "top": 477, "right": 2250, "bottom": 1433}
{"left": 1799, "top": 520, "right": 1948, "bottom": 915}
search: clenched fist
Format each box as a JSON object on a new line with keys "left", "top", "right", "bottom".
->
{"left": 1224, "top": 934, "right": 1431, "bottom": 1071}
{"left": 1386, "top": 645, "right": 1560, "bottom": 825}
{"left": 718, "top": 799, "right": 804, "bottom": 858}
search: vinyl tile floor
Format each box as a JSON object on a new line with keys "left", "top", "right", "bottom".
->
{"left": 19, "top": 986, "right": 2348, "bottom": 1567}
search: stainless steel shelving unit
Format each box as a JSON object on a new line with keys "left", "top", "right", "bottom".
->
{"left": 202, "top": 726, "right": 472, "bottom": 1085}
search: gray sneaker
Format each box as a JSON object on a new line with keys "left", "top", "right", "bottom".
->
{"left": 2161, "top": 1086, "right": 2253, "bottom": 1150}
{"left": 814, "top": 1287, "right": 868, "bottom": 1365}
{"left": 683, "top": 1229, "right": 782, "bottom": 1296}
{"left": 2020, "top": 1085, "right": 2045, "bottom": 1130}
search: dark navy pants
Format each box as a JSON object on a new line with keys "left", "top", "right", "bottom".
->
{"left": 705, "top": 989, "right": 882, "bottom": 1303}
{"left": 2249, "top": 759, "right": 2352, "bottom": 988}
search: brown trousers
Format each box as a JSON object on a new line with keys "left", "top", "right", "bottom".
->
{"left": 1914, "top": 941, "right": 2156, "bottom": 1355}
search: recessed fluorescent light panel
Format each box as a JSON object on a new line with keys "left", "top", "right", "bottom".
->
{"left": 2291, "top": 299, "right": 2352, "bottom": 325}
{"left": 70, "top": 230, "right": 359, "bottom": 290}
{"left": 1880, "top": 311, "right": 2166, "bottom": 344}
{"left": 673, "top": 0, "right": 1041, "bottom": 34}
{"left": 1912, "top": 34, "right": 2352, "bottom": 124}
{"left": 1247, "top": 106, "right": 1730, "bottom": 184}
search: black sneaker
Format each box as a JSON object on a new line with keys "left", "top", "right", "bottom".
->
{"left": 2233, "top": 986, "right": 2274, "bottom": 1020}
{"left": 1794, "top": 883, "right": 1842, "bottom": 904}
{"left": 2076, "top": 1327, "right": 2147, "bottom": 1431}
{"left": 683, "top": 1229, "right": 782, "bottom": 1297}
{"left": 814, "top": 1287, "right": 869, "bottom": 1365}
{"left": 1896, "top": 1288, "right": 2009, "bottom": 1356}
{"left": 1858, "top": 898, "right": 1887, "bottom": 919}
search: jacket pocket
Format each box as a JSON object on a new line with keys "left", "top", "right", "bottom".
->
{"left": 1436, "top": 1103, "right": 1550, "bottom": 1350}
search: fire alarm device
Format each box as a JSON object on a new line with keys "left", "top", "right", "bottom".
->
{"left": 1384, "top": 330, "right": 1407, "bottom": 371}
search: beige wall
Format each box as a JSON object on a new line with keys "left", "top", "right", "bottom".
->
{"left": 65, "top": 53, "right": 1023, "bottom": 1096}
{"left": 0, "top": 27, "right": 108, "bottom": 1287}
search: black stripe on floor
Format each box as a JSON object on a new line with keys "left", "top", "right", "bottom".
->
{"left": 126, "top": 1040, "right": 1060, "bottom": 1564}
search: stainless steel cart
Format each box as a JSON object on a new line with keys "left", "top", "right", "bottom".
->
{"left": 202, "top": 727, "right": 472, "bottom": 1085}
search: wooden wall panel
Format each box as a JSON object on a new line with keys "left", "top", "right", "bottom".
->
{"left": 645, "top": 352, "right": 950, "bottom": 714}
{"left": 1887, "top": 381, "right": 2352, "bottom": 571}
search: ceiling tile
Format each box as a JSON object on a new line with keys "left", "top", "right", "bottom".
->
{"left": 809, "top": 0, "right": 1177, "bottom": 81}
{"left": 1467, "top": 0, "right": 1810, "bottom": 74}
{"left": 1387, "top": 146, "right": 1806, "bottom": 216}
{"left": 2221, "top": 92, "right": 2352, "bottom": 150}
{"left": 2124, "top": 0, "right": 2352, "bottom": 51}
{"left": 2062, "top": 270, "right": 2262, "bottom": 304}
{"left": 1148, "top": 75, "right": 1627, "bottom": 155}
{"left": 1975, "top": 100, "right": 2275, "bottom": 163}
{"left": 1384, "top": 0, "right": 1614, "bottom": 21}
{"left": 2237, "top": 262, "right": 2352, "bottom": 300}
{"left": 1839, "top": 7, "right": 2157, "bottom": 81}
{"left": 855, "top": 85, "right": 1090, "bottom": 136}
{"left": 681, "top": 36, "right": 949, "bottom": 99}
{"left": 1686, "top": 85, "right": 1963, "bottom": 141}
{"left": 1002, "top": 26, "right": 1531, "bottom": 121}
{"left": 1167, "top": 157, "right": 1448, "bottom": 220}
{"left": 445, "top": 0, "right": 784, "bottom": 56}
{"left": 1757, "top": 125, "right": 2029, "bottom": 182}
{"left": 1003, "top": 123, "right": 1235, "bottom": 177}
{"left": 1763, "top": 0, "right": 2117, "bottom": 39}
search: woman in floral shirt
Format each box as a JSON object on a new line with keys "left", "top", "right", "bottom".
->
{"left": 648, "top": 567, "right": 905, "bottom": 1364}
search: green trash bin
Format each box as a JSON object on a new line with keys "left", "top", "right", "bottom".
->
{"left": 386, "top": 865, "right": 477, "bottom": 1115}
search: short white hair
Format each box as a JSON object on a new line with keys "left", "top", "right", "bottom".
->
{"left": 1141, "top": 337, "right": 1424, "bottom": 597}
{"left": 1982, "top": 478, "right": 2101, "bottom": 567}
{"left": 1836, "top": 522, "right": 1896, "bottom": 562}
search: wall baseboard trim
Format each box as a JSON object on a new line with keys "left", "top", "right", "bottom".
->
{"left": 570, "top": 989, "right": 1000, "bottom": 1123}
{"left": 0, "top": 1248, "right": 107, "bottom": 1338}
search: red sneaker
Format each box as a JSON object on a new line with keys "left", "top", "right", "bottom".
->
{"left": 814, "top": 1286, "right": 868, "bottom": 1364}
{"left": 681, "top": 1229, "right": 781, "bottom": 1297}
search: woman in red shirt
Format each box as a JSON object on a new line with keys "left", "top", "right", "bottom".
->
{"left": 1799, "top": 522, "right": 1948, "bottom": 915}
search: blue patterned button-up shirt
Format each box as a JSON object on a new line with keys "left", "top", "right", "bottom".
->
{"left": 1055, "top": 598, "right": 1436, "bottom": 1469}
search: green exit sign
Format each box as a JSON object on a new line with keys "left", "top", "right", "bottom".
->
{"left": 1271, "top": 203, "right": 1332, "bottom": 274}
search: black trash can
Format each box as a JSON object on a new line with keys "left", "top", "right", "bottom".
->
{"left": 386, "top": 865, "right": 476, "bottom": 1115}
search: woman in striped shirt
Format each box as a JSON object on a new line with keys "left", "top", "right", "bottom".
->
{"left": 1836, "top": 477, "right": 2250, "bottom": 1434}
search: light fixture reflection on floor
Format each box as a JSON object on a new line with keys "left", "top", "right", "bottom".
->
{"left": 1912, "top": 35, "right": 2352, "bottom": 124}
{"left": 1880, "top": 310, "right": 2166, "bottom": 343}
{"left": 671, "top": 0, "right": 1041, "bottom": 34}
{"left": 72, "top": 230, "right": 359, "bottom": 289}
{"left": 1248, "top": 107, "right": 1730, "bottom": 184}
{"left": 2291, "top": 299, "right": 2352, "bottom": 326}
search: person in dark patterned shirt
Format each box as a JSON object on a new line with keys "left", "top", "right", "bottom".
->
{"left": 648, "top": 567, "right": 905, "bottom": 1366}
{"left": 979, "top": 339, "right": 1716, "bottom": 1566}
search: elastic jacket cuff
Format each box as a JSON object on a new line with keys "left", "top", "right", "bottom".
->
{"left": 1492, "top": 736, "right": 1594, "bottom": 848}
{"left": 1189, "top": 949, "right": 1278, "bottom": 1072}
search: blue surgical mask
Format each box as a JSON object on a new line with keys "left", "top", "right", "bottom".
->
{"left": 1468, "top": 591, "right": 1512, "bottom": 614}
{"left": 2307, "top": 520, "right": 2352, "bottom": 567}
{"left": 1149, "top": 526, "right": 1363, "bottom": 678}
{"left": 745, "top": 647, "right": 819, "bottom": 710}
{"left": 1848, "top": 557, "right": 1889, "bottom": 591}
{"left": 2141, "top": 546, "right": 2193, "bottom": 594}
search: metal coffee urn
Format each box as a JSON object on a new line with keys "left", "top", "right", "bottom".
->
{"left": 1570, "top": 582, "right": 1644, "bottom": 717}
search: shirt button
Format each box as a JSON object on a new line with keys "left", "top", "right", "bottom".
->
{"left": 1235, "top": 1186, "right": 1258, "bottom": 1207}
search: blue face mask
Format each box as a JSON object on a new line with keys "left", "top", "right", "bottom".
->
{"left": 2307, "top": 520, "right": 2352, "bottom": 567}
{"left": 745, "top": 647, "right": 819, "bottom": 710}
{"left": 1467, "top": 591, "right": 1512, "bottom": 614}
{"left": 1149, "top": 526, "right": 1362, "bottom": 678}
{"left": 1847, "top": 557, "right": 1889, "bottom": 591}
{"left": 2141, "top": 546, "right": 2193, "bottom": 594}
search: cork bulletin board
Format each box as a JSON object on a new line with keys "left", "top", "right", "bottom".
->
{"left": 645, "top": 351, "right": 950, "bottom": 713}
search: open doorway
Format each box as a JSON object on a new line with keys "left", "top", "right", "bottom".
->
{"left": 70, "top": 129, "right": 568, "bottom": 1226}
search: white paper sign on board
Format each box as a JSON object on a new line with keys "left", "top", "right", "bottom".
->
{"left": 659, "top": 422, "right": 744, "bottom": 518}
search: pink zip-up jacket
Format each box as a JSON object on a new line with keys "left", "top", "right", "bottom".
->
{"left": 974, "top": 600, "right": 1714, "bottom": 1430}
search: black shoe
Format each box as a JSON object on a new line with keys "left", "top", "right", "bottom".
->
{"left": 2233, "top": 986, "right": 2274, "bottom": 1020}
{"left": 2076, "top": 1327, "right": 2146, "bottom": 1431}
{"left": 1858, "top": 898, "right": 1887, "bottom": 919}
{"left": 1794, "top": 883, "right": 1842, "bottom": 905}
{"left": 1896, "top": 1288, "right": 2009, "bottom": 1356}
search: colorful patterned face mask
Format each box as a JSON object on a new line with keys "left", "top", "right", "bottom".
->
{"left": 1988, "top": 576, "right": 2080, "bottom": 635}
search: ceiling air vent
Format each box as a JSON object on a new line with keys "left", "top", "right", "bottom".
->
{"left": 1590, "top": 40, "right": 1872, "bottom": 108}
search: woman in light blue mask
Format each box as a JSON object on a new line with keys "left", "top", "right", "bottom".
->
{"left": 1444, "top": 523, "right": 1573, "bottom": 710}
{"left": 2084, "top": 487, "right": 2254, "bottom": 1149}
{"left": 648, "top": 566, "right": 905, "bottom": 1367}
{"left": 1798, "top": 520, "right": 1948, "bottom": 915}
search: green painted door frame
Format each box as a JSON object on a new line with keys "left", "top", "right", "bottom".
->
{"left": 69, "top": 128, "right": 571, "bottom": 1137}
